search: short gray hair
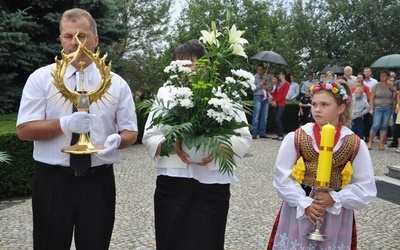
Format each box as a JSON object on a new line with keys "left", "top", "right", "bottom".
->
{"left": 59, "top": 8, "right": 97, "bottom": 36}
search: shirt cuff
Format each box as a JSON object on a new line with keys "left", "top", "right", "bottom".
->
{"left": 296, "top": 196, "right": 314, "bottom": 219}
{"left": 326, "top": 190, "right": 342, "bottom": 215}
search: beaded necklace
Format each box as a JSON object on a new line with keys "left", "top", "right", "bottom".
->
{"left": 313, "top": 123, "right": 342, "bottom": 148}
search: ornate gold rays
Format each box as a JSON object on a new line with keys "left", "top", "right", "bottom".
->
{"left": 50, "top": 32, "right": 115, "bottom": 109}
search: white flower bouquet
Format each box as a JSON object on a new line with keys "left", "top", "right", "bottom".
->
{"left": 142, "top": 13, "right": 255, "bottom": 174}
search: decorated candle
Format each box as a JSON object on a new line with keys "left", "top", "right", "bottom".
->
{"left": 316, "top": 123, "right": 335, "bottom": 188}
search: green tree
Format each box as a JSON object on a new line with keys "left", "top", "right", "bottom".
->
{"left": 0, "top": 8, "right": 39, "bottom": 114}
{"left": 0, "top": 0, "right": 128, "bottom": 114}
{"left": 288, "top": 0, "right": 400, "bottom": 77}
{"left": 117, "top": 0, "right": 173, "bottom": 100}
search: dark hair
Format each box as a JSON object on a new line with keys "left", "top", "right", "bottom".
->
{"left": 172, "top": 39, "right": 207, "bottom": 61}
{"left": 380, "top": 69, "right": 390, "bottom": 77}
{"left": 357, "top": 72, "right": 365, "bottom": 79}
{"left": 308, "top": 71, "right": 314, "bottom": 76}
{"left": 281, "top": 70, "right": 291, "bottom": 82}
{"left": 257, "top": 63, "right": 264, "bottom": 69}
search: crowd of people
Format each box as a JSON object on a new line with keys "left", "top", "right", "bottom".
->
{"left": 251, "top": 64, "right": 400, "bottom": 154}
{"left": 250, "top": 64, "right": 381, "bottom": 249}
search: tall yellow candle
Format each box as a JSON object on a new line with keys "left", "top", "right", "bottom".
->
{"left": 316, "top": 123, "right": 335, "bottom": 188}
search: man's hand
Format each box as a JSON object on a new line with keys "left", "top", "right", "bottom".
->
{"left": 60, "top": 112, "right": 95, "bottom": 134}
{"left": 97, "top": 134, "right": 121, "bottom": 157}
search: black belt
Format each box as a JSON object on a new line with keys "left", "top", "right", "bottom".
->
{"left": 34, "top": 161, "right": 112, "bottom": 177}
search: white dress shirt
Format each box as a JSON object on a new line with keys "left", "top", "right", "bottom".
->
{"left": 17, "top": 63, "right": 138, "bottom": 167}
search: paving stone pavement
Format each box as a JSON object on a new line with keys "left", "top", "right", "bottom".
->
{"left": 1, "top": 138, "right": 400, "bottom": 249}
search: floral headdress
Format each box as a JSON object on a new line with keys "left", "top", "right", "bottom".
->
{"left": 308, "top": 80, "right": 351, "bottom": 104}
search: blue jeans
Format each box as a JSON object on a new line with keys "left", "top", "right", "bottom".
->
{"left": 273, "top": 106, "right": 286, "bottom": 137}
{"left": 252, "top": 96, "right": 269, "bottom": 136}
{"left": 370, "top": 106, "right": 393, "bottom": 133}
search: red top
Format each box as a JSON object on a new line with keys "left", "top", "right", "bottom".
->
{"left": 350, "top": 85, "right": 371, "bottom": 101}
{"left": 273, "top": 81, "right": 290, "bottom": 106}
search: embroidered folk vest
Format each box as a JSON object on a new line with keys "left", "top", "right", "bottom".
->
{"left": 294, "top": 127, "right": 360, "bottom": 190}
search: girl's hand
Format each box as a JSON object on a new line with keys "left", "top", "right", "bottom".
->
{"left": 313, "top": 190, "right": 335, "bottom": 207}
{"left": 305, "top": 202, "right": 326, "bottom": 225}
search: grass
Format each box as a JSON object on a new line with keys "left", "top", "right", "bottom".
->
{"left": 0, "top": 113, "right": 17, "bottom": 135}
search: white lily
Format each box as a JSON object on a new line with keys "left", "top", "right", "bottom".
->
{"left": 228, "top": 25, "right": 248, "bottom": 45}
{"left": 199, "top": 30, "right": 221, "bottom": 47}
{"left": 229, "top": 44, "right": 247, "bottom": 58}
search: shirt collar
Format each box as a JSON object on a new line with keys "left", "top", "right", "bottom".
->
{"left": 65, "top": 62, "right": 96, "bottom": 79}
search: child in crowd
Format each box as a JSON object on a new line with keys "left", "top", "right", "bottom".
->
{"left": 298, "top": 93, "right": 312, "bottom": 126}
{"left": 267, "top": 80, "right": 376, "bottom": 249}
{"left": 351, "top": 87, "right": 370, "bottom": 139}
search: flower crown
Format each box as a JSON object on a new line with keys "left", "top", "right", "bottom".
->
{"left": 308, "top": 80, "right": 351, "bottom": 104}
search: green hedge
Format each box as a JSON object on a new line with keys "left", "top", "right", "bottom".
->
{"left": 0, "top": 114, "right": 34, "bottom": 199}
{"left": 0, "top": 101, "right": 301, "bottom": 198}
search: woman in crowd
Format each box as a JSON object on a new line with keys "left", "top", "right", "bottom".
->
{"left": 271, "top": 72, "right": 290, "bottom": 140}
{"left": 367, "top": 69, "right": 396, "bottom": 150}
{"left": 325, "top": 70, "right": 335, "bottom": 81}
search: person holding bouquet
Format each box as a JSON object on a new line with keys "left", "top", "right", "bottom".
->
{"left": 142, "top": 34, "right": 252, "bottom": 249}
{"left": 267, "top": 80, "right": 376, "bottom": 249}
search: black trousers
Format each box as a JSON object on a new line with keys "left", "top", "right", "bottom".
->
{"left": 32, "top": 162, "right": 116, "bottom": 250}
{"left": 154, "top": 175, "right": 230, "bottom": 250}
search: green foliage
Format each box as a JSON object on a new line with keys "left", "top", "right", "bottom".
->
{"left": 0, "top": 113, "right": 17, "bottom": 135}
{"left": 0, "top": 0, "right": 129, "bottom": 114}
{"left": 117, "top": 0, "right": 173, "bottom": 100}
{"left": 288, "top": 0, "right": 400, "bottom": 77}
{"left": 0, "top": 134, "right": 34, "bottom": 199}
{"left": 0, "top": 151, "right": 11, "bottom": 164}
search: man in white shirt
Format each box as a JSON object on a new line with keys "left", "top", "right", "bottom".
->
{"left": 286, "top": 74, "right": 300, "bottom": 101}
{"left": 300, "top": 72, "right": 314, "bottom": 98}
{"left": 16, "top": 8, "right": 138, "bottom": 250}
{"left": 363, "top": 67, "right": 378, "bottom": 90}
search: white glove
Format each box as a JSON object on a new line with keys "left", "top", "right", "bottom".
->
{"left": 60, "top": 112, "right": 95, "bottom": 134}
{"left": 97, "top": 134, "right": 121, "bottom": 157}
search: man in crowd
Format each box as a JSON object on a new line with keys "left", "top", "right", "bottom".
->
{"left": 300, "top": 71, "right": 314, "bottom": 98}
{"left": 344, "top": 66, "right": 357, "bottom": 86}
{"left": 252, "top": 64, "right": 269, "bottom": 139}
{"left": 286, "top": 74, "right": 300, "bottom": 101}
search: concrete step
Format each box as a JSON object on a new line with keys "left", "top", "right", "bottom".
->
{"left": 387, "top": 165, "right": 400, "bottom": 180}
{"left": 375, "top": 175, "right": 400, "bottom": 186}
{"left": 374, "top": 175, "right": 400, "bottom": 205}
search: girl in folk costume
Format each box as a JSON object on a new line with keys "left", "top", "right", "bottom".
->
{"left": 267, "top": 80, "right": 377, "bottom": 250}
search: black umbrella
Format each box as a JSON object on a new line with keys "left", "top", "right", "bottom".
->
{"left": 250, "top": 51, "right": 288, "bottom": 66}
{"left": 320, "top": 66, "right": 344, "bottom": 74}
